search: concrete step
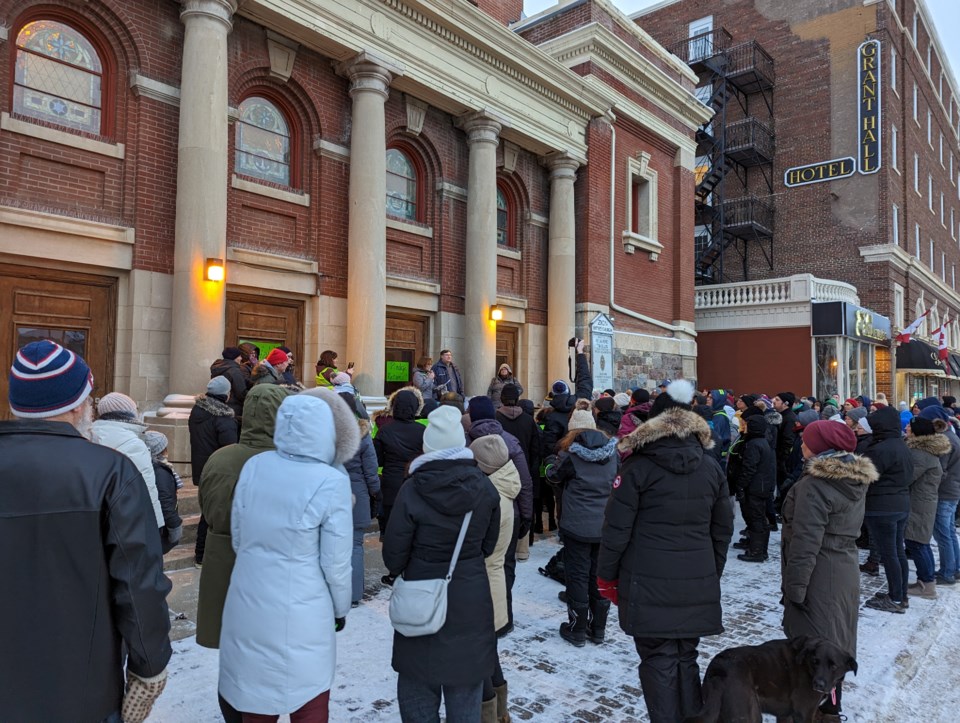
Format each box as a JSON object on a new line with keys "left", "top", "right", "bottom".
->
{"left": 177, "top": 481, "right": 201, "bottom": 516}
{"left": 179, "top": 512, "right": 201, "bottom": 546}
{"left": 163, "top": 545, "right": 198, "bottom": 573}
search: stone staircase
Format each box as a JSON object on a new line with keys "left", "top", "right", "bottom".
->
{"left": 163, "top": 481, "right": 201, "bottom": 572}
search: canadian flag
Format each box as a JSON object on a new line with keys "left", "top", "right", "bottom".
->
{"left": 896, "top": 308, "right": 930, "bottom": 344}
{"left": 935, "top": 315, "right": 950, "bottom": 360}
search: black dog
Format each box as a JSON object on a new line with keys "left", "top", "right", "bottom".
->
{"left": 684, "top": 636, "right": 857, "bottom": 723}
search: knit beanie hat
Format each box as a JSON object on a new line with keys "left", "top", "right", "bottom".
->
{"left": 569, "top": 408, "right": 597, "bottom": 430}
{"left": 649, "top": 379, "right": 695, "bottom": 418}
{"left": 594, "top": 396, "right": 617, "bottom": 413}
{"left": 613, "top": 392, "right": 631, "bottom": 408}
{"left": 423, "top": 404, "right": 467, "bottom": 453}
{"left": 757, "top": 395, "right": 774, "bottom": 410}
{"left": 824, "top": 398, "right": 840, "bottom": 409}
{"left": 776, "top": 392, "right": 796, "bottom": 407}
{"left": 910, "top": 417, "right": 937, "bottom": 436}
{"left": 266, "top": 348, "right": 288, "bottom": 366}
{"left": 857, "top": 418, "right": 872, "bottom": 434}
{"left": 207, "top": 376, "right": 231, "bottom": 397}
{"left": 221, "top": 346, "right": 243, "bottom": 361}
{"left": 820, "top": 406, "right": 841, "bottom": 421}
{"left": 803, "top": 420, "right": 857, "bottom": 454}
{"left": 846, "top": 406, "right": 868, "bottom": 424}
{"left": 500, "top": 383, "right": 520, "bottom": 405}
{"left": 552, "top": 379, "right": 570, "bottom": 396}
{"left": 917, "top": 396, "right": 942, "bottom": 410}
{"left": 739, "top": 394, "right": 758, "bottom": 408}
{"left": 844, "top": 397, "right": 860, "bottom": 408}
{"left": 471, "top": 434, "right": 509, "bottom": 475}
{"left": 920, "top": 404, "right": 954, "bottom": 423}
{"left": 143, "top": 430, "right": 169, "bottom": 458}
{"left": 798, "top": 409, "right": 820, "bottom": 428}
{"left": 332, "top": 372, "right": 352, "bottom": 386}
{"left": 468, "top": 395, "right": 496, "bottom": 422}
{"left": 97, "top": 392, "right": 138, "bottom": 420}
{"left": 8, "top": 341, "right": 94, "bottom": 419}
{"left": 944, "top": 396, "right": 957, "bottom": 408}
{"left": 631, "top": 388, "right": 650, "bottom": 405}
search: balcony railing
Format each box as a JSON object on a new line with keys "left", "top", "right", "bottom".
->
{"left": 668, "top": 27, "right": 733, "bottom": 65}
{"left": 722, "top": 195, "right": 775, "bottom": 237}
{"left": 695, "top": 274, "right": 860, "bottom": 309}
{"left": 725, "top": 40, "right": 775, "bottom": 92}
{"left": 725, "top": 118, "right": 774, "bottom": 165}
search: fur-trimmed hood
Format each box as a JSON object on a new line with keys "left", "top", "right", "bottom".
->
{"left": 618, "top": 407, "right": 714, "bottom": 475}
{"left": 296, "top": 387, "right": 361, "bottom": 465}
{"left": 763, "top": 409, "right": 782, "bottom": 427}
{"left": 906, "top": 432, "right": 952, "bottom": 456}
{"left": 358, "top": 418, "right": 372, "bottom": 438}
{"left": 805, "top": 452, "right": 879, "bottom": 487}
{"left": 374, "top": 385, "right": 424, "bottom": 423}
{"left": 194, "top": 394, "right": 235, "bottom": 417}
{"left": 569, "top": 436, "right": 619, "bottom": 463}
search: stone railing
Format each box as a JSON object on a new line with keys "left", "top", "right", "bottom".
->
{"left": 694, "top": 274, "right": 860, "bottom": 309}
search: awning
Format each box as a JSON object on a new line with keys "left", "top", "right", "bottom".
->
{"left": 947, "top": 353, "right": 960, "bottom": 379}
{"left": 896, "top": 339, "right": 948, "bottom": 376}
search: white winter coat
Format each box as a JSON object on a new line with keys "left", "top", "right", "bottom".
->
{"left": 218, "top": 393, "right": 354, "bottom": 715}
{"left": 90, "top": 418, "right": 163, "bottom": 527}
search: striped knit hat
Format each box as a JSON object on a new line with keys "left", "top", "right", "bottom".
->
{"left": 9, "top": 341, "right": 93, "bottom": 418}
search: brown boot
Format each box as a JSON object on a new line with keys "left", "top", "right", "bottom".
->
{"left": 859, "top": 560, "right": 879, "bottom": 576}
{"left": 907, "top": 579, "right": 937, "bottom": 599}
{"left": 494, "top": 683, "right": 511, "bottom": 723}
{"left": 481, "top": 696, "right": 498, "bottom": 723}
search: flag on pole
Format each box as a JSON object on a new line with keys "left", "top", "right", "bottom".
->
{"left": 896, "top": 308, "right": 930, "bottom": 344}
{"left": 937, "top": 315, "right": 950, "bottom": 360}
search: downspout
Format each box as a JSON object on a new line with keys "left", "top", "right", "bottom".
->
{"left": 605, "top": 109, "right": 694, "bottom": 336}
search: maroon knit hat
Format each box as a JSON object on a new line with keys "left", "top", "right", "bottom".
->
{"left": 803, "top": 420, "right": 857, "bottom": 455}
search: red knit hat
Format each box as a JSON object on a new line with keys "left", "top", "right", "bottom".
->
{"left": 803, "top": 420, "right": 857, "bottom": 455}
{"left": 266, "top": 348, "right": 289, "bottom": 365}
{"left": 844, "top": 397, "right": 860, "bottom": 408}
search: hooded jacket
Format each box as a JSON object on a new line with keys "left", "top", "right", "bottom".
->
{"left": 781, "top": 452, "right": 878, "bottom": 657}
{"left": 195, "top": 384, "right": 293, "bottom": 648}
{"left": 737, "top": 415, "right": 777, "bottom": 496}
{"left": 210, "top": 357, "right": 249, "bottom": 417}
{"left": 219, "top": 394, "right": 356, "bottom": 715}
{"left": 474, "top": 452, "right": 521, "bottom": 630}
{"left": 709, "top": 390, "right": 732, "bottom": 458}
{"left": 938, "top": 427, "right": 960, "bottom": 501}
{"left": 863, "top": 406, "right": 915, "bottom": 514}
{"left": 188, "top": 394, "right": 238, "bottom": 483}
{"left": 487, "top": 364, "right": 524, "bottom": 408}
{"left": 375, "top": 389, "right": 426, "bottom": 508}
{"left": 542, "top": 352, "right": 593, "bottom": 455}
{"left": 617, "top": 403, "right": 649, "bottom": 440}
{"left": 383, "top": 450, "right": 501, "bottom": 686}
{"left": 763, "top": 408, "right": 782, "bottom": 455}
{"left": 0, "top": 419, "right": 172, "bottom": 722}
{"left": 91, "top": 417, "right": 164, "bottom": 528}
{"left": 547, "top": 429, "right": 618, "bottom": 542}
{"left": 496, "top": 404, "right": 542, "bottom": 481}
{"left": 344, "top": 420, "right": 381, "bottom": 529}
{"left": 251, "top": 360, "right": 284, "bottom": 386}
{"left": 598, "top": 408, "right": 733, "bottom": 639}
{"left": 905, "top": 432, "right": 950, "bottom": 542}
{"left": 411, "top": 367, "right": 435, "bottom": 400}
{"left": 467, "top": 417, "right": 533, "bottom": 521}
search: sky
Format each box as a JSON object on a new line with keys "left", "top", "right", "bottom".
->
{"left": 522, "top": 0, "right": 960, "bottom": 89}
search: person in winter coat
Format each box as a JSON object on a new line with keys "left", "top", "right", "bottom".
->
{"left": 332, "top": 372, "right": 369, "bottom": 420}
{"left": 373, "top": 385, "right": 424, "bottom": 433}
{"left": 277, "top": 345, "right": 299, "bottom": 385}
{"left": 542, "top": 340, "right": 593, "bottom": 455}
{"left": 315, "top": 349, "right": 346, "bottom": 389}
{"left": 597, "top": 380, "right": 733, "bottom": 723}
{"left": 617, "top": 388, "right": 651, "bottom": 441}
{"left": 341, "top": 393, "right": 381, "bottom": 606}
{"left": 144, "top": 430, "right": 183, "bottom": 555}
{"left": 383, "top": 404, "right": 501, "bottom": 723}
{"left": 781, "top": 420, "right": 876, "bottom": 720}
{"left": 497, "top": 384, "right": 542, "bottom": 534}
{"left": 375, "top": 388, "right": 426, "bottom": 537}
{"left": 487, "top": 363, "right": 523, "bottom": 408}
{"left": 547, "top": 411, "right": 619, "bottom": 647}
{"left": 731, "top": 415, "right": 776, "bottom": 562}
{"left": 92, "top": 392, "right": 164, "bottom": 530}
{"left": 707, "top": 389, "right": 733, "bottom": 460}
{"left": 0, "top": 341, "right": 172, "bottom": 723}
{"left": 411, "top": 356, "right": 436, "bottom": 400}
{"left": 593, "top": 396, "right": 623, "bottom": 437}
{"left": 773, "top": 391, "right": 798, "bottom": 489}
{"left": 210, "top": 347, "right": 250, "bottom": 420}
{"left": 861, "top": 405, "right": 915, "bottom": 612}
{"left": 903, "top": 417, "right": 950, "bottom": 598}
{"left": 471, "top": 435, "right": 520, "bottom": 723}
{"left": 196, "top": 384, "right": 292, "bottom": 722}
{"left": 189, "top": 376, "right": 239, "bottom": 567}
{"left": 251, "top": 348, "right": 291, "bottom": 386}
{"left": 431, "top": 349, "right": 465, "bottom": 397}
{"left": 918, "top": 401, "right": 960, "bottom": 586}
{"left": 219, "top": 390, "right": 358, "bottom": 721}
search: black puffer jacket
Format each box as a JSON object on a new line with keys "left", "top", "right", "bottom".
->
{"left": 0, "top": 420, "right": 172, "bottom": 721}
{"left": 209, "top": 358, "right": 249, "bottom": 417}
{"left": 542, "top": 352, "right": 593, "bottom": 455}
{"left": 153, "top": 461, "right": 183, "bottom": 554}
{"left": 384, "top": 453, "right": 500, "bottom": 686}
{"left": 497, "top": 404, "right": 542, "bottom": 481}
{"left": 547, "top": 430, "right": 618, "bottom": 542}
{"left": 188, "top": 394, "right": 239, "bottom": 483}
{"left": 777, "top": 407, "right": 798, "bottom": 479}
{"left": 598, "top": 407, "right": 733, "bottom": 639}
{"left": 863, "top": 406, "right": 914, "bottom": 514}
{"left": 374, "top": 391, "right": 426, "bottom": 508}
{"left": 468, "top": 418, "right": 533, "bottom": 520}
{"left": 737, "top": 415, "right": 776, "bottom": 496}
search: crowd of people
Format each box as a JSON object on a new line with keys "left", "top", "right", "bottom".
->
{"left": 4, "top": 336, "right": 960, "bottom": 723}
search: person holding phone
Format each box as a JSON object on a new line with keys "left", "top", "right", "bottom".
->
{"left": 315, "top": 350, "right": 352, "bottom": 389}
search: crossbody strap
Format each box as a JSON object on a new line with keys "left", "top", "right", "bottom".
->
{"left": 445, "top": 511, "right": 474, "bottom": 581}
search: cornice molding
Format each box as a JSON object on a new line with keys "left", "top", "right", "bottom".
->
{"left": 129, "top": 72, "right": 181, "bottom": 107}
{"left": 860, "top": 243, "right": 960, "bottom": 313}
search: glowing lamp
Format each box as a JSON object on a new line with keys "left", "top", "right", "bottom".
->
{"left": 205, "top": 258, "right": 225, "bottom": 282}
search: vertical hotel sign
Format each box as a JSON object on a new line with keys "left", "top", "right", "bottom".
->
{"left": 858, "top": 39, "right": 881, "bottom": 174}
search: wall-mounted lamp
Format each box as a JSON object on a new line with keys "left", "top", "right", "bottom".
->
{"left": 205, "top": 258, "right": 225, "bottom": 282}
{"left": 489, "top": 304, "right": 503, "bottom": 322}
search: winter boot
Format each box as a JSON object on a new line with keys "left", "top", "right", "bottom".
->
{"left": 732, "top": 538, "right": 751, "bottom": 550}
{"left": 859, "top": 560, "right": 880, "bottom": 576}
{"left": 587, "top": 599, "right": 611, "bottom": 644}
{"left": 481, "top": 696, "right": 498, "bottom": 723}
{"left": 908, "top": 579, "right": 937, "bottom": 599}
{"left": 559, "top": 602, "right": 588, "bottom": 647}
{"left": 494, "top": 683, "right": 511, "bottom": 723}
{"left": 558, "top": 590, "right": 568, "bottom": 604}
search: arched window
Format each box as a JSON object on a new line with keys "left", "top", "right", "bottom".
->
{"left": 235, "top": 96, "right": 292, "bottom": 186}
{"left": 14, "top": 19, "right": 104, "bottom": 134}
{"left": 496, "top": 186, "right": 512, "bottom": 246}
{"left": 386, "top": 148, "right": 419, "bottom": 221}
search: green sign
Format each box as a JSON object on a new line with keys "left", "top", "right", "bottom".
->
{"left": 386, "top": 360, "right": 410, "bottom": 383}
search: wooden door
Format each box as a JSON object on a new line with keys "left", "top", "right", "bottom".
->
{"left": 385, "top": 313, "right": 427, "bottom": 396}
{"left": 225, "top": 292, "right": 303, "bottom": 381}
{"left": 496, "top": 326, "right": 518, "bottom": 380}
{"left": 0, "top": 264, "right": 117, "bottom": 420}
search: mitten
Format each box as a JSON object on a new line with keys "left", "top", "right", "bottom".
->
{"left": 596, "top": 577, "right": 619, "bottom": 606}
{"left": 167, "top": 525, "right": 183, "bottom": 546}
{"left": 122, "top": 669, "right": 168, "bottom": 723}
{"left": 335, "top": 617, "right": 346, "bottom": 632}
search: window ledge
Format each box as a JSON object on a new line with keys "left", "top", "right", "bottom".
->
{"left": 387, "top": 217, "right": 433, "bottom": 238}
{"left": 231, "top": 174, "right": 309, "bottom": 206}
{"left": 497, "top": 246, "right": 521, "bottom": 260}
{"left": 1, "top": 112, "right": 124, "bottom": 159}
{"left": 622, "top": 230, "right": 663, "bottom": 260}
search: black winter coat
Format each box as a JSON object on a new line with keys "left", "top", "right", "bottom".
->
{"left": 863, "top": 407, "right": 914, "bottom": 514}
{"left": 547, "top": 430, "right": 618, "bottom": 542}
{"left": 596, "top": 409, "right": 623, "bottom": 437}
{"left": 0, "top": 420, "right": 172, "bottom": 721}
{"left": 542, "top": 352, "right": 593, "bottom": 455}
{"left": 497, "top": 405, "right": 542, "bottom": 481}
{"left": 738, "top": 416, "right": 777, "bottom": 496}
{"left": 384, "top": 455, "right": 500, "bottom": 686}
{"left": 375, "top": 393, "right": 426, "bottom": 508}
{"left": 777, "top": 407, "right": 798, "bottom": 480}
{"left": 209, "top": 358, "right": 249, "bottom": 418}
{"left": 939, "top": 429, "right": 960, "bottom": 501}
{"left": 188, "top": 395, "right": 239, "bottom": 483}
{"left": 468, "top": 418, "right": 533, "bottom": 520}
{"left": 598, "top": 408, "right": 734, "bottom": 639}
{"left": 153, "top": 461, "right": 182, "bottom": 554}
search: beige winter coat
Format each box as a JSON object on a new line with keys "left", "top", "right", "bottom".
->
{"left": 484, "top": 460, "right": 521, "bottom": 630}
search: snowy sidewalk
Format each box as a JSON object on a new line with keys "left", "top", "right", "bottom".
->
{"left": 154, "top": 530, "right": 960, "bottom": 722}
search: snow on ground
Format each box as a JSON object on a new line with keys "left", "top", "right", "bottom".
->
{"left": 154, "top": 523, "right": 960, "bottom": 722}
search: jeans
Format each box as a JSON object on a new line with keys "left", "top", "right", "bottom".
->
{"left": 633, "top": 637, "right": 702, "bottom": 723}
{"left": 503, "top": 513, "right": 520, "bottom": 627}
{"left": 934, "top": 499, "right": 960, "bottom": 578}
{"left": 352, "top": 527, "right": 366, "bottom": 603}
{"left": 563, "top": 538, "right": 600, "bottom": 606}
{"left": 865, "top": 511, "right": 909, "bottom": 603}
{"left": 396, "top": 674, "right": 482, "bottom": 723}
{"left": 241, "top": 690, "right": 329, "bottom": 722}
{"left": 905, "top": 539, "right": 936, "bottom": 583}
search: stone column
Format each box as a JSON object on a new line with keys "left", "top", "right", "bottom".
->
{"left": 546, "top": 153, "right": 580, "bottom": 388}
{"left": 342, "top": 55, "right": 394, "bottom": 397}
{"left": 460, "top": 112, "right": 502, "bottom": 396}
{"left": 169, "top": 0, "right": 237, "bottom": 394}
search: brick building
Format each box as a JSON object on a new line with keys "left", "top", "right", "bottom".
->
{"left": 0, "top": 0, "right": 706, "bottom": 454}
{"left": 636, "top": 0, "right": 960, "bottom": 403}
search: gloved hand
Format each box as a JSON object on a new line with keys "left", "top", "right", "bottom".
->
{"left": 597, "top": 577, "right": 619, "bottom": 606}
{"left": 734, "top": 488, "right": 745, "bottom": 502}
{"left": 335, "top": 617, "right": 346, "bottom": 632}
{"left": 517, "top": 518, "right": 531, "bottom": 539}
{"left": 122, "top": 669, "right": 168, "bottom": 723}
{"left": 167, "top": 525, "right": 183, "bottom": 546}
{"left": 575, "top": 339, "right": 585, "bottom": 354}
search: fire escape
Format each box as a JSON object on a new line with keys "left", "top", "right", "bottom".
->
{"left": 669, "top": 28, "right": 776, "bottom": 284}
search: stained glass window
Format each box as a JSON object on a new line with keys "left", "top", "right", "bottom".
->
{"left": 386, "top": 148, "right": 417, "bottom": 220}
{"left": 235, "top": 97, "right": 292, "bottom": 186}
{"left": 14, "top": 20, "right": 103, "bottom": 134}
{"left": 496, "top": 187, "right": 510, "bottom": 245}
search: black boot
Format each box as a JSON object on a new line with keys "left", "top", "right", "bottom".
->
{"left": 587, "top": 599, "right": 611, "bottom": 644}
{"left": 738, "top": 529, "right": 769, "bottom": 562}
{"left": 559, "top": 602, "right": 588, "bottom": 647}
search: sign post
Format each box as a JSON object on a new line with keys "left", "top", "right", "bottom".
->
{"left": 590, "top": 313, "right": 615, "bottom": 391}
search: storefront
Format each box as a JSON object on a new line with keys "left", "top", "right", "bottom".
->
{"left": 811, "top": 302, "right": 891, "bottom": 401}
{"left": 895, "top": 338, "right": 956, "bottom": 404}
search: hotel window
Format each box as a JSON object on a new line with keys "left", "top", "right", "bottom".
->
{"left": 943, "top": 252, "right": 947, "bottom": 282}
{"left": 623, "top": 150, "right": 661, "bottom": 258}
{"left": 930, "top": 239, "right": 935, "bottom": 270}
{"left": 954, "top": 266, "right": 957, "bottom": 290}
{"left": 892, "top": 124, "right": 899, "bottom": 170}
{"left": 894, "top": 284, "right": 905, "bottom": 329}
{"left": 927, "top": 44, "right": 932, "bottom": 71}
{"left": 941, "top": 133, "right": 945, "bottom": 167}
{"left": 929, "top": 174, "right": 934, "bottom": 211}
{"left": 952, "top": 208, "right": 956, "bottom": 239}
{"left": 942, "top": 193, "right": 945, "bottom": 225}
{"left": 893, "top": 204, "right": 900, "bottom": 245}
{"left": 914, "top": 153, "right": 920, "bottom": 193}
{"left": 913, "top": 13, "right": 918, "bottom": 43}
{"left": 940, "top": 73, "right": 944, "bottom": 99}
{"left": 891, "top": 46, "right": 897, "bottom": 91}
{"left": 928, "top": 109, "right": 933, "bottom": 146}
{"left": 952, "top": 153, "right": 955, "bottom": 181}
{"left": 913, "top": 83, "right": 919, "bottom": 123}
{"left": 915, "top": 223, "right": 921, "bottom": 258}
